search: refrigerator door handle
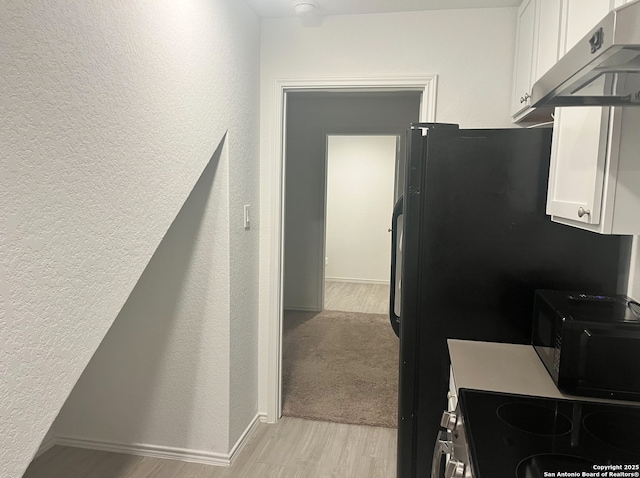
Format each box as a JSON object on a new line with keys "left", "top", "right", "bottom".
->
{"left": 389, "top": 195, "right": 403, "bottom": 338}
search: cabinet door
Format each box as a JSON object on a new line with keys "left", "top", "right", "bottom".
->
{"left": 535, "top": 0, "right": 561, "bottom": 81}
{"left": 546, "top": 0, "right": 612, "bottom": 226}
{"left": 546, "top": 107, "right": 610, "bottom": 224}
{"left": 559, "top": 0, "right": 611, "bottom": 54}
{"left": 511, "top": 0, "right": 537, "bottom": 116}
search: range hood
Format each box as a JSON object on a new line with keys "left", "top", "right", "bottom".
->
{"left": 531, "top": 0, "right": 640, "bottom": 108}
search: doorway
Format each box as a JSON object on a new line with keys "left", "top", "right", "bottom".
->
{"left": 282, "top": 91, "right": 421, "bottom": 312}
{"left": 264, "top": 77, "right": 437, "bottom": 423}
{"left": 323, "top": 134, "right": 398, "bottom": 314}
{"left": 279, "top": 90, "right": 424, "bottom": 427}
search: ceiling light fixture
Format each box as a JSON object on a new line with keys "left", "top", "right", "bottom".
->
{"left": 293, "top": 0, "right": 319, "bottom": 16}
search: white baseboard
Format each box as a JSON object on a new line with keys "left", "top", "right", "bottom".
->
{"left": 228, "top": 412, "right": 265, "bottom": 464}
{"left": 54, "top": 436, "right": 231, "bottom": 466}
{"left": 283, "top": 305, "right": 320, "bottom": 312}
{"left": 53, "top": 412, "right": 266, "bottom": 467}
{"left": 34, "top": 437, "right": 57, "bottom": 458}
{"left": 326, "top": 277, "right": 390, "bottom": 285}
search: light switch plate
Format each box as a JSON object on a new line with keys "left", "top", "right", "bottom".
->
{"left": 244, "top": 204, "right": 250, "bottom": 230}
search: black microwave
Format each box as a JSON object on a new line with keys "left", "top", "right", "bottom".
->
{"left": 532, "top": 289, "right": 640, "bottom": 401}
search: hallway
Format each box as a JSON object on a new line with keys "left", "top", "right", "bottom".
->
{"left": 281, "top": 280, "right": 398, "bottom": 428}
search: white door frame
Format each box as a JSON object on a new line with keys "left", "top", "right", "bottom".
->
{"left": 264, "top": 76, "right": 437, "bottom": 423}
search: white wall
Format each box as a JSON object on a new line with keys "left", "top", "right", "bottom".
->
{"left": 259, "top": 7, "right": 518, "bottom": 410}
{"left": 326, "top": 135, "right": 396, "bottom": 284}
{"left": 1, "top": 0, "right": 260, "bottom": 476}
{"left": 52, "top": 138, "right": 237, "bottom": 459}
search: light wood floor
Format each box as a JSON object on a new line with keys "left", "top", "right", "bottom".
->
{"left": 324, "top": 281, "right": 389, "bottom": 314}
{"left": 25, "top": 283, "right": 396, "bottom": 478}
{"left": 23, "top": 417, "right": 397, "bottom": 478}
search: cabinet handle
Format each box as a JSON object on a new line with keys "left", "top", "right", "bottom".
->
{"left": 520, "top": 92, "right": 531, "bottom": 104}
{"left": 578, "top": 207, "right": 591, "bottom": 218}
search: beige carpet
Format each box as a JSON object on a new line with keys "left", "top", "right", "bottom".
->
{"left": 282, "top": 309, "right": 399, "bottom": 429}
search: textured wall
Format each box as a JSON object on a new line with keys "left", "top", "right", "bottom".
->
{"left": 1, "top": 0, "right": 259, "bottom": 476}
{"left": 259, "top": 8, "right": 517, "bottom": 130}
{"left": 258, "top": 7, "right": 518, "bottom": 410}
{"left": 54, "top": 139, "right": 233, "bottom": 454}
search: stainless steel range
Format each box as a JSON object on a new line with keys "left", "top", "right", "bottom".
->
{"left": 432, "top": 404, "right": 472, "bottom": 478}
{"left": 433, "top": 389, "right": 640, "bottom": 478}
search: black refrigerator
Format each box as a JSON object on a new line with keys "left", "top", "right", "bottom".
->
{"left": 388, "top": 124, "right": 630, "bottom": 478}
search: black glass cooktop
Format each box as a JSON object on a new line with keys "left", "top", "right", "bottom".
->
{"left": 459, "top": 389, "right": 640, "bottom": 478}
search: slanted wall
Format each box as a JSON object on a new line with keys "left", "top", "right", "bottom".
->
{"left": 0, "top": 0, "right": 260, "bottom": 476}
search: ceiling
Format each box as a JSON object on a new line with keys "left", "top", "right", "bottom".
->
{"left": 245, "top": 0, "right": 522, "bottom": 18}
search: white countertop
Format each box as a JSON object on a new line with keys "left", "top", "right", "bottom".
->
{"left": 447, "top": 339, "right": 568, "bottom": 398}
{"left": 448, "top": 339, "right": 565, "bottom": 399}
{"left": 448, "top": 339, "right": 640, "bottom": 407}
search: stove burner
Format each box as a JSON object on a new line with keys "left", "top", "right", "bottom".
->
{"left": 516, "top": 454, "right": 594, "bottom": 478}
{"left": 497, "top": 402, "right": 572, "bottom": 436}
{"left": 583, "top": 411, "right": 640, "bottom": 456}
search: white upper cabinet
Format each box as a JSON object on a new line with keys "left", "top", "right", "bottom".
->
{"left": 535, "top": 0, "right": 562, "bottom": 80}
{"left": 511, "top": 0, "right": 561, "bottom": 122}
{"left": 546, "top": 0, "right": 640, "bottom": 234}
{"left": 512, "top": 0, "right": 537, "bottom": 117}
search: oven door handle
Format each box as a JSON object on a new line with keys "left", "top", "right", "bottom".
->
{"left": 431, "top": 429, "right": 451, "bottom": 478}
